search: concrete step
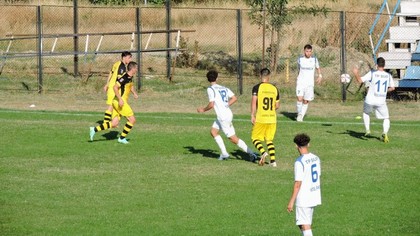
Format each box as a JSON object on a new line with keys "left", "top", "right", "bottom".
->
{"left": 400, "top": 0, "right": 420, "bottom": 16}
{"left": 378, "top": 52, "right": 412, "bottom": 69}
{"left": 389, "top": 26, "right": 420, "bottom": 40}
{"left": 397, "top": 15, "right": 420, "bottom": 26}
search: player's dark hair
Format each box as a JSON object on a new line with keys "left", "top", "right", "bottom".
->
{"left": 377, "top": 57, "right": 386, "bottom": 68}
{"left": 127, "top": 61, "right": 137, "bottom": 71}
{"left": 121, "top": 51, "right": 132, "bottom": 58}
{"left": 207, "top": 70, "right": 218, "bottom": 82}
{"left": 304, "top": 44, "right": 312, "bottom": 50}
{"left": 294, "top": 133, "right": 311, "bottom": 147}
{"left": 260, "top": 68, "right": 271, "bottom": 77}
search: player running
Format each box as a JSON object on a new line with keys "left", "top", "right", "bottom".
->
{"left": 90, "top": 61, "right": 139, "bottom": 144}
{"left": 352, "top": 57, "right": 395, "bottom": 143}
{"left": 102, "top": 51, "right": 132, "bottom": 123}
{"left": 296, "top": 44, "right": 322, "bottom": 122}
{"left": 251, "top": 68, "right": 280, "bottom": 167}
{"left": 197, "top": 70, "right": 258, "bottom": 161}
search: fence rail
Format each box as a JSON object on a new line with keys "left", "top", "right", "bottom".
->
{"left": 0, "top": 4, "right": 407, "bottom": 100}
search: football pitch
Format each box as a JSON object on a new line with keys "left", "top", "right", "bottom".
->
{"left": 1, "top": 108, "right": 419, "bottom": 235}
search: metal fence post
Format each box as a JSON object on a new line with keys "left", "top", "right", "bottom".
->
{"left": 36, "top": 5, "right": 43, "bottom": 93}
{"left": 237, "top": 9, "right": 243, "bottom": 95}
{"left": 73, "top": 0, "right": 79, "bottom": 78}
{"left": 136, "top": 7, "right": 142, "bottom": 90}
{"left": 340, "top": 11, "right": 347, "bottom": 102}
{"left": 166, "top": 0, "right": 171, "bottom": 81}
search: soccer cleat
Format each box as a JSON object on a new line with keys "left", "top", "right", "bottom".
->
{"left": 382, "top": 134, "right": 389, "bottom": 143}
{"left": 218, "top": 154, "right": 230, "bottom": 161}
{"left": 118, "top": 137, "right": 129, "bottom": 144}
{"left": 259, "top": 152, "right": 268, "bottom": 166}
{"left": 364, "top": 130, "right": 371, "bottom": 137}
{"left": 269, "top": 161, "right": 277, "bottom": 167}
{"left": 296, "top": 114, "right": 303, "bottom": 122}
{"left": 89, "top": 127, "right": 95, "bottom": 141}
{"left": 249, "top": 152, "right": 258, "bottom": 163}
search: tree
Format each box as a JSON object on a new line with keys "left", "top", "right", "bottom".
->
{"left": 245, "top": 0, "right": 330, "bottom": 74}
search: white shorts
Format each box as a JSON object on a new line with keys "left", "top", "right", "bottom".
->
{"left": 295, "top": 206, "right": 314, "bottom": 226}
{"left": 212, "top": 120, "right": 235, "bottom": 138}
{"left": 296, "top": 85, "right": 314, "bottom": 101}
{"left": 363, "top": 102, "right": 389, "bottom": 119}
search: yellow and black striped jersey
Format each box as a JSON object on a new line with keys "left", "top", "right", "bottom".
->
{"left": 252, "top": 82, "right": 279, "bottom": 123}
{"left": 109, "top": 61, "right": 128, "bottom": 88}
{"left": 115, "top": 73, "right": 133, "bottom": 102}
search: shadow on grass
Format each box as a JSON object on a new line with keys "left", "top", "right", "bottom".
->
{"left": 230, "top": 150, "right": 259, "bottom": 163}
{"left": 88, "top": 131, "right": 120, "bottom": 143}
{"left": 183, "top": 146, "right": 258, "bottom": 163}
{"left": 281, "top": 111, "right": 297, "bottom": 121}
{"left": 183, "top": 146, "right": 219, "bottom": 159}
{"left": 339, "top": 130, "right": 381, "bottom": 141}
{"left": 102, "top": 131, "right": 119, "bottom": 140}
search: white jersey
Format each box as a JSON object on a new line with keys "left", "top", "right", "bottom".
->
{"left": 297, "top": 56, "right": 319, "bottom": 87}
{"left": 207, "top": 84, "right": 234, "bottom": 121}
{"left": 294, "top": 153, "right": 321, "bottom": 208}
{"left": 361, "top": 70, "right": 394, "bottom": 106}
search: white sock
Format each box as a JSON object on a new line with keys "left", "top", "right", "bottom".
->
{"left": 237, "top": 139, "right": 252, "bottom": 154}
{"left": 214, "top": 135, "right": 228, "bottom": 156}
{"left": 302, "top": 229, "right": 313, "bottom": 236}
{"left": 383, "top": 118, "right": 390, "bottom": 134}
{"left": 363, "top": 113, "right": 370, "bottom": 131}
{"left": 297, "top": 101, "right": 303, "bottom": 115}
{"left": 301, "top": 103, "right": 309, "bottom": 117}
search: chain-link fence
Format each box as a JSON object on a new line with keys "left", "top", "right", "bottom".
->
{"left": 0, "top": 4, "right": 411, "bottom": 101}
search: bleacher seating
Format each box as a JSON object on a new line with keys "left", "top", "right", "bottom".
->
{"left": 377, "top": 0, "right": 420, "bottom": 89}
{"left": 412, "top": 43, "right": 420, "bottom": 61}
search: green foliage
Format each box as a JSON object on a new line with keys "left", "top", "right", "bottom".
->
{"left": 175, "top": 37, "right": 199, "bottom": 68}
{"left": 245, "top": 0, "right": 330, "bottom": 32}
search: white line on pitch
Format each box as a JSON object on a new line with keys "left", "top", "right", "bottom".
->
{"left": 1, "top": 109, "right": 419, "bottom": 127}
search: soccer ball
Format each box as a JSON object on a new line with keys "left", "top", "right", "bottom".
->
{"left": 340, "top": 74, "right": 351, "bottom": 84}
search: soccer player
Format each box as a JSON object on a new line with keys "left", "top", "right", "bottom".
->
{"left": 90, "top": 61, "right": 139, "bottom": 144}
{"left": 197, "top": 70, "right": 257, "bottom": 161}
{"left": 102, "top": 51, "right": 132, "bottom": 123}
{"left": 296, "top": 44, "right": 322, "bottom": 122}
{"left": 287, "top": 133, "right": 321, "bottom": 236}
{"left": 352, "top": 57, "right": 395, "bottom": 143}
{"left": 251, "top": 68, "right": 280, "bottom": 167}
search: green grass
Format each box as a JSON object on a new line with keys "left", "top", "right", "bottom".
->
{"left": 0, "top": 109, "right": 419, "bottom": 235}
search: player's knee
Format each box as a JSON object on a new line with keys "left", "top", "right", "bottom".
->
{"left": 210, "top": 129, "right": 219, "bottom": 137}
{"left": 111, "top": 120, "right": 119, "bottom": 128}
{"left": 228, "top": 135, "right": 239, "bottom": 144}
{"left": 129, "top": 116, "right": 136, "bottom": 125}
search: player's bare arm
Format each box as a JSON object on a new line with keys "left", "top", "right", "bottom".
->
{"left": 316, "top": 68, "right": 322, "bottom": 84}
{"left": 287, "top": 181, "right": 302, "bottom": 213}
{"left": 197, "top": 101, "right": 214, "bottom": 113}
{"left": 228, "top": 95, "right": 237, "bottom": 107}
{"left": 130, "top": 86, "right": 138, "bottom": 99}
{"left": 103, "top": 72, "right": 112, "bottom": 92}
{"left": 250, "top": 95, "right": 258, "bottom": 124}
{"left": 113, "top": 83, "right": 124, "bottom": 107}
{"left": 352, "top": 67, "right": 363, "bottom": 84}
